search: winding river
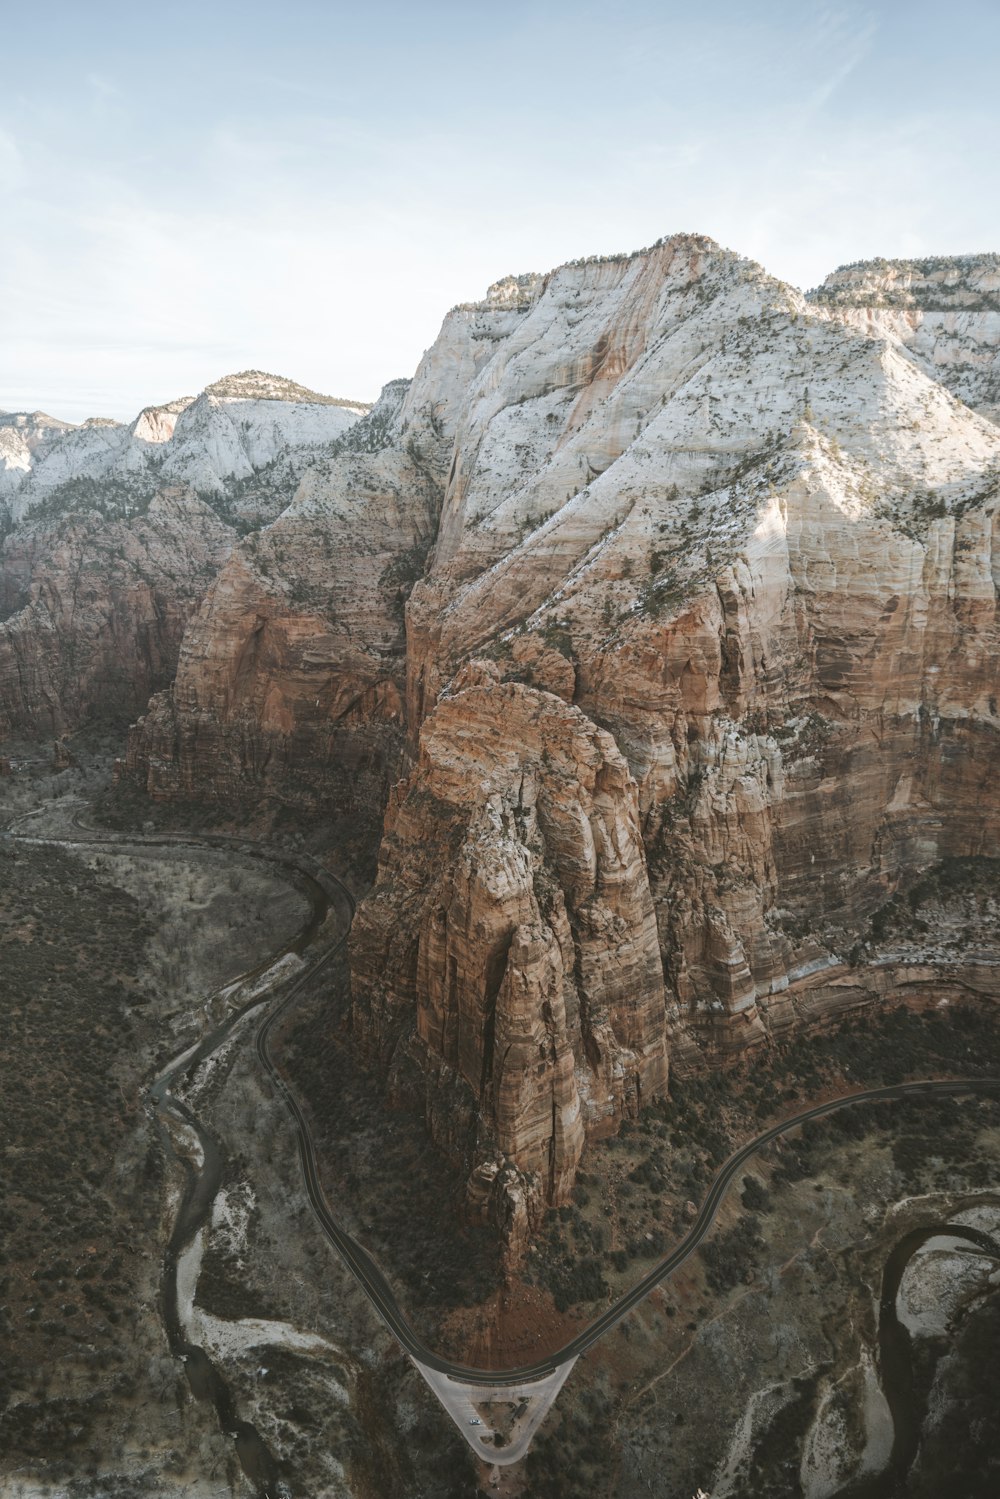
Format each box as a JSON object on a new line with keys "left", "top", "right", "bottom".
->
{"left": 14, "top": 807, "right": 349, "bottom": 1498}
{"left": 833, "top": 1220, "right": 1000, "bottom": 1499}
{"left": 138, "top": 837, "right": 348, "bottom": 1498}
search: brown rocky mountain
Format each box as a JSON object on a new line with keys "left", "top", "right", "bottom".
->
{"left": 7, "top": 237, "right": 1000, "bottom": 1248}
{"left": 349, "top": 237, "right": 1000, "bottom": 1242}
{"left": 350, "top": 671, "right": 670, "bottom": 1248}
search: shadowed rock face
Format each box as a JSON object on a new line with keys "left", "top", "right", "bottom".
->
{"left": 0, "top": 490, "right": 234, "bottom": 737}
{"left": 349, "top": 674, "right": 667, "bottom": 1241}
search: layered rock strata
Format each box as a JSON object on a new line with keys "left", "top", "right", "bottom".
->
{"left": 385, "top": 239, "right": 999, "bottom": 1061}
{"left": 349, "top": 672, "right": 667, "bottom": 1242}
{"left": 0, "top": 490, "right": 234, "bottom": 737}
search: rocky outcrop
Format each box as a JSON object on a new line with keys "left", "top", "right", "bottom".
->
{"left": 350, "top": 674, "right": 667, "bottom": 1236}
{"left": 346, "top": 230, "right": 1000, "bottom": 1193}
{"left": 809, "top": 254, "right": 1000, "bottom": 423}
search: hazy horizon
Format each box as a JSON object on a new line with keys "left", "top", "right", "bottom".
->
{"left": 3, "top": 0, "right": 998, "bottom": 423}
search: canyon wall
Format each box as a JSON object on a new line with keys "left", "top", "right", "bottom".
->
{"left": 0, "top": 372, "right": 367, "bottom": 739}
{"left": 0, "top": 490, "right": 234, "bottom": 738}
{"left": 347, "top": 238, "right": 1000, "bottom": 1223}
{"left": 8, "top": 238, "right": 999, "bottom": 1232}
{"left": 122, "top": 287, "right": 556, "bottom": 826}
{"left": 350, "top": 671, "right": 668, "bottom": 1243}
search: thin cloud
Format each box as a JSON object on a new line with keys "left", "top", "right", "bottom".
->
{"left": 1, "top": 1, "right": 996, "bottom": 420}
{"left": 805, "top": 9, "right": 879, "bottom": 111}
{"left": 0, "top": 129, "right": 22, "bottom": 190}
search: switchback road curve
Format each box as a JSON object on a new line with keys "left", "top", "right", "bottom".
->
{"left": 13, "top": 807, "right": 1000, "bottom": 1390}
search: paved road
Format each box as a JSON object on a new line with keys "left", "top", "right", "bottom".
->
{"left": 15, "top": 808, "right": 1000, "bottom": 1389}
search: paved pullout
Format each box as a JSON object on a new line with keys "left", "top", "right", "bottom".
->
{"left": 412, "top": 1358, "right": 578, "bottom": 1466}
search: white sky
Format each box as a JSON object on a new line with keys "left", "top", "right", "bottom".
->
{"left": 2, "top": 0, "right": 998, "bottom": 422}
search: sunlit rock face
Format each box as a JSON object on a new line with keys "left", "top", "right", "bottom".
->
{"left": 0, "top": 372, "right": 368, "bottom": 739}
{"left": 809, "top": 253, "right": 1000, "bottom": 423}
{"left": 342, "top": 237, "right": 999, "bottom": 1232}
{"left": 386, "top": 235, "right": 1000, "bottom": 1077}
{"left": 2, "top": 370, "right": 367, "bottom": 525}
{"left": 123, "top": 366, "right": 458, "bottom": 822}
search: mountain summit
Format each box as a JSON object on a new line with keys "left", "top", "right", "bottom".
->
{"left": 203, "top": 369, "right": 370, "bottom": 408}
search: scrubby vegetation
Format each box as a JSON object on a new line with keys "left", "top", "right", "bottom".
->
{"left": 0, "top": 842, "right": 162, "bottom": 1468}
{"left": 867, "top": 855, "right": 1000, "bottom": 948}
{"left": 526, "top": 1002, "right": 1000, "bottom": 1318}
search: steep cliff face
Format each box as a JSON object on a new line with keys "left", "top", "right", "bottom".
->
{"left": 0, "top": 490, "right": 234, "bottom": 737}
{"left": 122, "top": 382, "right": 425, "bottom": 825}
{"left": 350, "top": 235, "right": 1000, "bottom": 1200}
{"left": 16, "top": 232, "right": 1000, "bottom": 1228}
{"left": 349, "top": 672, "right": 667, "bottom": 1240}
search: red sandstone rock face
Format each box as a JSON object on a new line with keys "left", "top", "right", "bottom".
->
{"left": 350, "top": 677, "right": 667, "bottom": 1229}
{"left": 565, "top": 453, "right": 1000, "bottom": 1064}
{"left": 0, "top": 491, "right": 233, "bottom": 738}
{"left": 386, "top": 242, "right": 1000, "bottom": 1084}
{"left": 344, "top": 243, "right": 1000, "bottom": 1227}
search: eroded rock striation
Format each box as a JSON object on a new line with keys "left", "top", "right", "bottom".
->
{"left": 350, "top": 671, "right": 667, "bottom": 1241}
